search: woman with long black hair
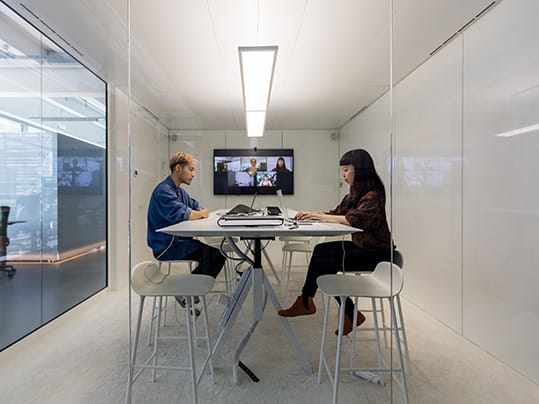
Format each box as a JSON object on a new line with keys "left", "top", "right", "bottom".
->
{"left": 278, "top": 149, "right": 394, "bottom": 335}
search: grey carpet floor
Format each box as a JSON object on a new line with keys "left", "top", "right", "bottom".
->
{"left": 1, "top": 272, "right": 539, "bottom": 404}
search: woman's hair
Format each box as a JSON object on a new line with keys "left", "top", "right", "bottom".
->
{"left": 275, "top": 157, "right": 286, "bottom": 169}
{"left": 339, "top": 149, "right": 385, "bottom": 201}
{"left": 169, "top": 152, "right": 196, "bottom": 172}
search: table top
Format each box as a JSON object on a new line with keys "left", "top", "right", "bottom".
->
{"left": 158, "top": 210, "right": 360, "bottom": 238}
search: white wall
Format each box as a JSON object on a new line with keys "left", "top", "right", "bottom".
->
{"left": 340, "top": 0, "right": 539, "bottom": 384}
{"left": 169, "top": 129, "right": 341, "bottom": 214}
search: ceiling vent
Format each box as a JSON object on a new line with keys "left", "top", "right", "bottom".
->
{"left": 19, "top": 3, "right": 83, "bottom": 57}
{"left": 430, "top": 1, "right": 497, "bottom": 56}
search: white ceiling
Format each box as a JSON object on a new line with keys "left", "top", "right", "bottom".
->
{"left": 4, "top": 0, "right": 497, "bottom": 131}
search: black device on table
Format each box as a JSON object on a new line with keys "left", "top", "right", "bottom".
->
{"left": 226, "top": 204, "right": 258, "bottom": 215}
{"left": 266, "top": 206, "right": 281, "bottom": 216}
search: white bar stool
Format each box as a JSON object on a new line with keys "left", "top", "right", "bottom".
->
{"left": 317, "top": 262, "right": 409, "bottom": 404}
{"left": 126, "top": 261, "right": 215, "bottom": 404}
{"left": 342, "top": 250, "right": 410, "bottom": 370}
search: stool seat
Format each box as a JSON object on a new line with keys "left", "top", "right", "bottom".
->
{"left": 132, "top": 266, "right": 214, "bottom": 297}
{"left": 145, "top": 259, "right": 199, "bottom": 344}
{"left": 317, "top": 266, "right": 403, "bottom": 298}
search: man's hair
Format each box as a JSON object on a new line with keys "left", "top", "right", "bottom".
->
{"left": 169, "top": 152, "right": 196, "bottom": 172}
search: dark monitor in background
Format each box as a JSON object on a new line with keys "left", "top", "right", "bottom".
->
{"left": 214, "top": 148, "right": 294, "bottom": 195}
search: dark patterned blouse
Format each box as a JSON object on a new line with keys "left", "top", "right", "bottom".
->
{"left": 327, "top": 190, "right": 393, "bottom": 252}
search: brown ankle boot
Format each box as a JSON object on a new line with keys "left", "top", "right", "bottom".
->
{"left": 278, "top": 296, "right": 316, "bottom": 317}
{"left": 335, "top": 311, "right": 366, "bottom": 336}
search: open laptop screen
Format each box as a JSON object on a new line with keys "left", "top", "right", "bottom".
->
{"left": 276, "top": 189, "right": 291, "bottom": 221}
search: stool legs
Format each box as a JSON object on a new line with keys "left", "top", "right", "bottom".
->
{"left": 317, "top": 293, "right": 331, "bottom": 384}
{"left": 126, "top": 295, "right": 145, "bottom": 404}
{"left": 396, "top": 295, "right": 411, "bottom": 369}
{"left": 371, "top": 297, "right": 383, "bottom": 368}
{"left": 127, "top": 294, "right": 213, "bottom": 404}
{"left": 390, "top": 297, "right": 409, "bottom": 404}
{"left": 184, "top": 298, "right": 198, "bottom": 404}
{"left": 332, "top": 297, "right": 347, "bottom": 404}
{"left": 199, "top": 296, "right": 215, "bottom": 385}
{"left": 318, "top": 293, "right": 409, "bottom": 404}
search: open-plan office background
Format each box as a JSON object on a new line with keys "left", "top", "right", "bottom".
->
{"left": 0, "top": 2, "right": 107, "bottom": 349}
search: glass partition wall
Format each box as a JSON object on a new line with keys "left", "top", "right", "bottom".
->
{"left": 125, "top": 0, "right": 539, "bottom": 402}
{"left": 126, "top": 0, "right": 396, "bottom": 402}
{"left": 0, "top": 2, "right": 107, "bottom": 350}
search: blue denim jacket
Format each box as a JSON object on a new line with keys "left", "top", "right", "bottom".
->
{"left": 147, "top": 176, "right": 202, "bottom": 259}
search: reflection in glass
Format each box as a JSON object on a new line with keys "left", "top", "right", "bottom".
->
{"left": 0, "top": 3, "right": 107, "bottom": 350}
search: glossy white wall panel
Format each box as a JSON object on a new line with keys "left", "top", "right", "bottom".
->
{"left": 108, "top": 88, "right": 129, "bottom": 289}
{"left": 129, "top": 105, "right": 170, "bottom": 267}
{"left": 394, "top": 38, "right": 463, "bottom": 332}
{"left": 108, "top": 89, "right": 169, "bottom": 288}
{"left": 462, "top": 0, "right": 539, "bottom": 383}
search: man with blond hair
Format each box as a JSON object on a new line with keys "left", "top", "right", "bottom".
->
{"left": 147, "top": 152, "right": 225, "bottom": 285}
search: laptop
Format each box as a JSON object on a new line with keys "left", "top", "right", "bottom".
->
{"left": 276, "top": 189, "right": 320, "bottom": 225}
{"left": 219, "top": 192, "right": 284, "bottom": 226}
{"left": 225, "top": 193, "right": 258, "bottom": 216}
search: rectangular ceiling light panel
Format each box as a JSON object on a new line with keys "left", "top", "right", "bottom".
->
{"left": 239, "top": 46, "right": 278, "bottom": 137}
{"left": 245, "top": 110, "right": 266, "bottom": 137}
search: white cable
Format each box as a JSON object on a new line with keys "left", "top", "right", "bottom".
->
{"left": 155, "top": 235, "right": 175, "bottom": 260}
{"left": 341, "top": 238, "right": 346, "bottom": 273}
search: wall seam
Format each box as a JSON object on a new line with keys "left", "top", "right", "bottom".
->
{"left": 460, "top": 32, "right": 465, "bottom": 336}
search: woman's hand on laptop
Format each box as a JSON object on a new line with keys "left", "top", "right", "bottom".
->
{"left": 295, "top": 211, "right": 351, "bottom": 225}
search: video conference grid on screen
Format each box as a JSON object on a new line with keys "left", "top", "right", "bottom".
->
{"left": 213, "top": 148, "right": 294, "bottom": 195}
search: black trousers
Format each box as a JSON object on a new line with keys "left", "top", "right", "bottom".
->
{"left": 181, "top": 242, "right": 225, "bottom": 279}
{"left": 301, "top": 241, "right": 393, "bottom": 319}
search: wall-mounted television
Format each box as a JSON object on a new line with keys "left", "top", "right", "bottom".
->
{"left": 214, "top": 148, "right": 294, "bottom": 195}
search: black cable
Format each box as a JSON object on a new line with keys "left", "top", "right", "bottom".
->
{"left": 235, "top": 260, "right": 250, "bottom": 276}
{"left": 238, "top": 361, "right": 259, "bottom": 382}
{"left": 243, "top": 239, "right": 255, "bottom": 256}
{"left": 219, "top": 237, "right": 247, "bottom": 261}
